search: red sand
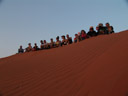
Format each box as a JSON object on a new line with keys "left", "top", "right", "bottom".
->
{"left": 0, "top": 30, "right": 128, "bottom": 96}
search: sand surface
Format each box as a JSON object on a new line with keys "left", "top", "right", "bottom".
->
{"left": 0, "top": 30, "right": 128, "bottom": 96}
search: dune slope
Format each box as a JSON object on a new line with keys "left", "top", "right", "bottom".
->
{"left": 0, "top": 30, "right": 128, "bottom": 96}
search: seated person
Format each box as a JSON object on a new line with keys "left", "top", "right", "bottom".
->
{"left": 50, "top": 38, "right": 55, "bottom": 48}
{"left": 55, "top": 36, "right": 61, "bottom": 47}
{"left": 61, "top": 35, "right": 67, "bottom": 46}
{"left": 43, "top": 40, "right": 50, "bottom": 49}
{"left": 66, "top": 34, "right": 73, "bottom": 44}
{"left": 78, "top": 32, "right": 82, "bottom": 41}
{"left": 74, "top": 34, "right": 79, "bottom": 43}
{"left": 18, "top": 45, "right": 24, "bottom": 53}
{"left": 81, "top": 30, "right": 87, "bottom": 40}
{"left": 26, "top": 43, "right": 32, "bottom": 52}
{"left": 33, "top": 43, "right": 39, "bottom": 51}
{"left": 96, "top": 26, "right": 101, "bottom": 35}
{"left": 40, "top": 40, "right": 44, "bottom": 50}
{"left": 87, "top": 26, "right": 97, "bottom": 37}
{"left": 105, "top": 22, "right": 114, "bottom": 34}
{"left": 97, "top": 23, "right": 106, "bottom": 35}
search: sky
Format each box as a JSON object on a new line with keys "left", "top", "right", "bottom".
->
{"left": 0, "top": 0, "right": 128, "bottom": 58}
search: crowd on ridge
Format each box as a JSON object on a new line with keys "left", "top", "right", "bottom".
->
{"left": 18, "top": 22, "right": 114, "bottom": 53}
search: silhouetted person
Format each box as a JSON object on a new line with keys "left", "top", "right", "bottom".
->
{"left": 105, "top": 22, "right": 114, "bottom": 34}
{"left": 55, "top": 36, "right": 61, "bottom": 47}
{"left": 81, "top": 30, "right": 87, "bottom": 40}
{"left": 74, "top": 34, "right": 79, "bottom": 43}
{"left": 98, "top": 23, "right": 106, "bottom": 35}
{"left": 61, "top": 35, "right": 67, "bottom": 46}
{"left": 18, "top": 46, "right": 24, "bottom": 53}
{"left": 33, "top": 43, "right": 39, "bottom": 51}
{"left": 50, "top": 38, "right": 55, "bottom": 48}
{"left": 25, "top": 43, "right": 32, "bottom": 52}
{"left": 87, "top": 26, "right": 97, "bottom": 37}
{"left": 43, "top": 40, "right": 50, "bottom": 49}
{"left": 96, "top": 26, "right": 100, "bottom": 35}
{"left": 66, "top": 34, "right": 73, "bottom": 44}
{"left": 40, "top": 40, "right": 44, "bottom": 50}
{"left": 78, "top": 32, "right": 82, "bottom": 41}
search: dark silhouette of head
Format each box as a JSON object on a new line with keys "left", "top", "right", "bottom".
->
{"left": 66, "top": 34, "right": 69, "bottom": 38}
{"left": 34, "top": 43, "right": 37, "bottom": 46}
{"left": 19, "top": 46, "right": 23, "bottom": 49}
{"left": 40, "top": 40, "right": 43, "bottom": 44}
{"left": 61, "top": 35, "right": 65, "bottom": 39}
{"left": 56, "top": 36, "right": 59, "bottom": 41}
{"left": 28, "top": 43, "right": 31, "bottom": 46}
{"left": 81, "top": 30, "right": 86, "bottom": 34}
{"left": 106, "top": 22, "right": 110, "bottom": 27}
{"left": 50, "top": 38, "right": 53, "bottom": 42}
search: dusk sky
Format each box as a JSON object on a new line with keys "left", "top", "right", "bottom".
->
{"left": 0, "top": 0, "right": 128, "bottom": 58}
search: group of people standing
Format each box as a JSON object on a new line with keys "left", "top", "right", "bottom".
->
{"left": 18, "top": 22, "right": 114, "bottom": 53}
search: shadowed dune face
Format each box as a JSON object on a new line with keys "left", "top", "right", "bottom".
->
{"left": 0, "top": 30, "right": 128, "bottom": 96}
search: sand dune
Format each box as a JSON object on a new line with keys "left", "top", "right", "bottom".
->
{"left": 0, "top": 30, "right": 128, "bottom": 96}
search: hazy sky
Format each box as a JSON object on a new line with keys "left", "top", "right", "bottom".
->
{"left": 0, "top": 0, "right": 128, "bottom": 58}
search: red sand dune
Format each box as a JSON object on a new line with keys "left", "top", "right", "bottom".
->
{"left": 0, "top": 30, "right": 128, "bottom": 96}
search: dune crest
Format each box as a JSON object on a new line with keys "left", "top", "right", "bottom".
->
{"left": 0, "top": 30, "right": 128, "bottom": 96}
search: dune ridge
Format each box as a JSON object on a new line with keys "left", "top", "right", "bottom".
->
{"left": 0, "top": 30, "right": 128, "bottom": 96}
